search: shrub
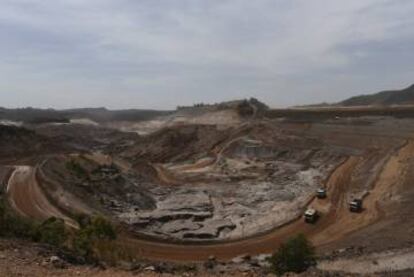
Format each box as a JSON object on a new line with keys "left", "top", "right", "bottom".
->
{"left": 75, "top": 213, "right": 92, "bottom": 228}
{"left": 73, "top": 228, "right": 94, "bottom": 258}
{"left": 32, "top": 217, "right": 67, "bottom": 247}
{"left": 72, "top": 215, "right": 117, "bottom": 261}
{"left": 0, "top": 200, "right": 5, "bottom": 222}
{"left": 0, "top": 200, "right": 9, "bottom": 236}
{"left": 0, "top": 199, "right": 35, "bottom": 238}
{"left": 66, "top": 160, "right": 87, "bottom": 178}
{"left": 0, "top": 198, "right": 67, "bottom": 246}
{"left": 90, "top": 216, "right": 117, "bottom": 240}
{"left": 3, "top": 215, "right": 35, "bottom": 238}
{"left": 269, "top": 234, "right": 316, "bottom": 276}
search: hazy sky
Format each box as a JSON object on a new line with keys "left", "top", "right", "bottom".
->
{"left": 0, "top": 0, "right": 413, "bottom": 109}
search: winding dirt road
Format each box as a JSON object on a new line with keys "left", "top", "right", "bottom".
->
{"left": 118, "top": 142, "right": 409, "bottom": 262}
{"left": 5, "top": 141, "right": 410, "bottom": 262}
{"left": 114, "top": 157, "right": 360, "bottom": 261}
{"left": 6, "top": 166, "right": 77, "bottom": 228}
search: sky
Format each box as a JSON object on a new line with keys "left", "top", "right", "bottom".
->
{"left": 0, "top": 0, "right": 413, "bottom": 110}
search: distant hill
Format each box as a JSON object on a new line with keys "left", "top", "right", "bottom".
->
{"left": 177, "top": 98, "right": 269, "bottom": 118}
{"left": 339, "top": 84, "right": 414, "bottom": 106}
{"left": 0, "top": 98, "right": 271, "bottom": 125}
{"left": 0, "top": 107, "right": 172, "bottom": 124}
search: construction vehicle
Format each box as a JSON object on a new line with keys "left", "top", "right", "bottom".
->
{"left": 304, "top": 208, "right": 319, "bottom": 223}
{"left": 349, "top": 199, "right": 363, "bottom": 213}
{"left": 316, "top": 188, "right": 327, "bottom": 199}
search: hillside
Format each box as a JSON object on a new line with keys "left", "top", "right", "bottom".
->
{"left": 0, "top": 107, "right": 172, "bottom": 124}
{"left": 0, "top": 98, "right": 267, "bottom": 126}
{"left": 3, "top": 102, "right": 414, "bottom": 275}
{"left": 0, "top": 125, "right": 72, "bottom": 161}
{"left": 339, "top": 84, "right": 414, "bottom": 106}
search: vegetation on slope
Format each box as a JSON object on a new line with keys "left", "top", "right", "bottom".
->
{"left": 269, "top": 234, "right": 316, "bottom": 276}
{"left": 1, "top": 194, "right": 117, "bottom": 263}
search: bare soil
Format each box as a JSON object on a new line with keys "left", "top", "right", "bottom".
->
{"left": 2, "top": 112, "right": 414, "bottom": 275}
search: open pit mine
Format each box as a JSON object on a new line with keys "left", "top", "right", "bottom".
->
{"left": 2, "top": 99, "right": 414, "bottom": 275}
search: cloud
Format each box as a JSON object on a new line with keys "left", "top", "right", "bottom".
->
{"left": 0, "top": 0, "right": 413, "bottom": 108}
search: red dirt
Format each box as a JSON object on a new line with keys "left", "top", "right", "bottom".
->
{"left": 111, "top": 157, "right": 362, "bottom": 262}
{"left": 6, "top": 153, "right": 392, "bottom": 262}
{"left": 4, "top": 128, "right": 412, "bottom": 263}
{"left": 6, "top": 166, "right": 77, "bottom": 228}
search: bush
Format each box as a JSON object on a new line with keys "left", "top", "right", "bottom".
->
{"left": 66, "top": 160, "right": 87, "bottom": 179}
{"left": 73, "top": 215, "right": 117, "bottom": 261}
{"left": 0, "top": 200, "right": 5, "bottom": 222}
{"left": 90, "top": 216, "right": 117, "bottom": 240}
{"left": 75, "top": 213, "right": 92, "bottom": 228}
{"left": 3, "top": 215, "right": 35, "bottom": 238}
{"left": 0, "top": 199, "right": 35, "bottom": 238}
{"left": 269, "top": 234, "right": 316, "bottom": 276}
{"left": 32, "top": 217, "right": 67, "bottom": 247}
{"left": 73, "top": 228, "right": 94, "bottom": 258}
{"left": 0, "top": 197, "right": 117, "bottom": 264}
{"left": 0, "top": 198, "right": 67, "bottom": 247}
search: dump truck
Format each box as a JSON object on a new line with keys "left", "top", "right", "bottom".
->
{"left": 316, "top": 188, "right": 327, "bottom": 199}
{"left": 304, "top": 208, "right": 318, "bottom": 223}
{"left": 349, "top": 199, "right": 363, "bottom": 213}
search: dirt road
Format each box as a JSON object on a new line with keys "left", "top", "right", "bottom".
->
{"left": 5, "top": 141, "right": 408, "bottom": 262}
{"left": 115, "top": 141, "right": 411, "bottom": 262}
{"left": 116, "top": 157, "right": 362, "bottom": 261}
{"left": 6, "top": 166, "right": 77, "bottom": 228}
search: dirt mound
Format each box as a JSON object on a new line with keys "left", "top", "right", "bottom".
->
{"left": 116, "top": 125, "right": 229, "bottom": 163}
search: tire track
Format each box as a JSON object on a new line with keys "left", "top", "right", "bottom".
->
{"left": 6, "top": 166, "right": 77, "bottom": 228}
{"left": 5, "top": 144, "right": 404, "bottom": 262}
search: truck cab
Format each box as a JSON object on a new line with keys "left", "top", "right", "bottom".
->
{"left": 349, "top": 199, "right": 363, "bottom": 213}
{"left": 304, "top": 208, "right": 318, "bottom": 223}
{"left": 316, "top": 188, "right": 327, "bottom": 199}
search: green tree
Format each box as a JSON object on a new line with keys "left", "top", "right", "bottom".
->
{"left": 270, "top": 234, "right": 316, "bottom": 276}
{"left": 32, "top": 217, "right": 67, "bottom": 247}
{"left": 72, "top": 215, "right": 117, "bottom": 260}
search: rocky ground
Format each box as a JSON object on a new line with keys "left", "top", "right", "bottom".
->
{"left": 0, "top": 239, "right": 268, "bottom": 277}
{"left": 2, "top": 238, "right": 413, "bottom": 276}
{"left": 37, "top": 122, "right": 349, "bottom": 241}
{"left": 3, "top": 107, "right": 414, "bottom": 275}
